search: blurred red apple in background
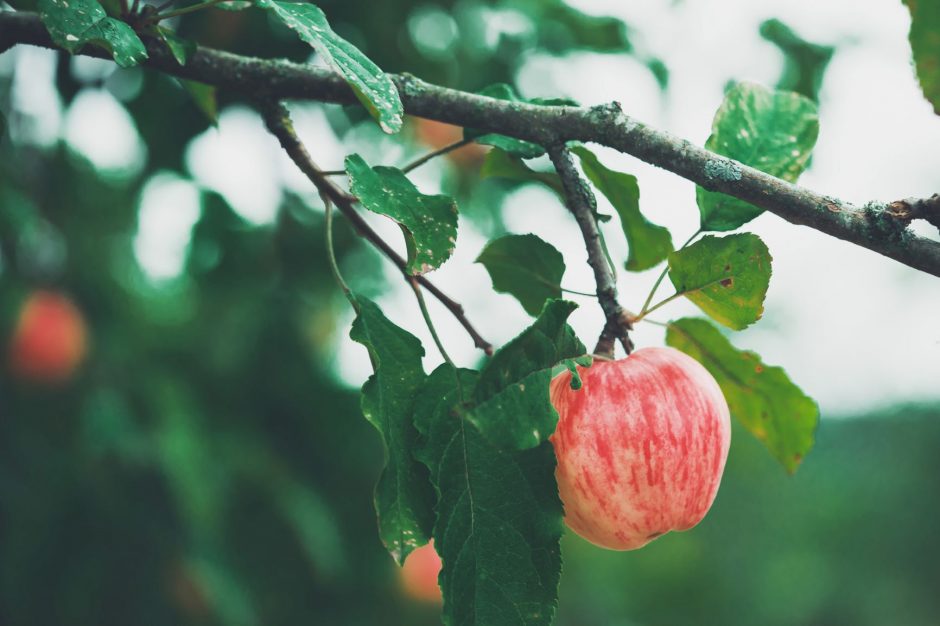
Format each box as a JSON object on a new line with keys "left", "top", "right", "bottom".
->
{"left": 399, "top": 540, "right": 442, "bottom": 603}
{"left": 413, "top": 118, "right": 487, "bottom": 168}
{"left": 550, "top": 347, "right": 731, "bottom": 550}
{"left": 8, "top": 290, "right": 88, "bottom": 383}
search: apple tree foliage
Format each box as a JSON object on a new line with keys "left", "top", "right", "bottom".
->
{"left": 3, "top": 0, "right": 938, "bottom": 623}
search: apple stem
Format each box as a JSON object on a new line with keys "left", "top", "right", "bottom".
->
{"left": 547, "top": 142, "right": 633, "bottom": 358}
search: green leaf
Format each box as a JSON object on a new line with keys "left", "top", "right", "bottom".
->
{"left": 667, "top": 233, "right": 771, "bottom": 330}
{"left": 476, "top": 234, "right": 565, "bottom": 316}
{"left": 157, "top": 27, "right": 197, "bottom": 66}
{"left": 572, "top": 146, "right": 673, "bottom": 271}
{"left": 697, "top": 82, "right": 818, "bottom": 231}
{"left": 181, "top": 80, "right": 218, "bottom": 125}
{"left": 665, "top": 317, "right": 818, "bottom": 473}
{"left": 903, "top": 0, "right": 940, "bottom": 115}
{"left": 481, "top": 148, "right": 564, "bottom": 196}
{"left": 349, "top": 295, "right": 435, "bottom": 563}
{"left": 38, "top": 0, "right": 148, "bottom": 68}
{"left": 346, "top": 154, "right": 458, "bottom": 275}
{"left": 759, "top": 18, "right": 833, "bottom": 103}
{"left": 468, "top": 300, "right": 586, "bottom": 450}
{"left": 464, "top": 84, "right": 545, "bottom": 158}
{"left": 257, "top": 0, "right": 403, "bottom": 133}
{"left": 414, "top": 365, "right": 564, "bottom": 626}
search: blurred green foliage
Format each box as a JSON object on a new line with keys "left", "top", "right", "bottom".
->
{"left": 3, "top": 1, "right": 935, "bottom": 625}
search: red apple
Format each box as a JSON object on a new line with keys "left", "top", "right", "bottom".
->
{"left": 550, "top": 347, "right": 731, "bottom": 550}
{"left": 399, "top": 540, "right": 442, "bottom": 603}
{"left": 8, "top": 290, "right": 88, "bottom": 383}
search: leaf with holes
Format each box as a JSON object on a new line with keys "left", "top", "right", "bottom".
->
{"left": 572, "top": 146, "right": 673, "bottom": 271}
{"left": 347, "top": 154, "right": 458, "bottom": 275}
{"left": 476, "top": 234, "right": 566, "bottom": 316}
{"left": 666, "top": 317, "right": 818, "bottom": 473}
{"left": 349, "top": 295, "right": 435, "bottom": 563}
{"left": 257, "top": 0, "right": 403, "bottom": 133}
{"left": 413, "top": 365, "right": 564, "bottom": 626}
{"left": 697, "top": 82, "right": 818, "bottom": 231}
{"left": 38, "top": 0, "right": 147, "bottom": 68}
{"left": 666, "top": 233, "right": 771, "bottom": 330}
{"left": 467, "top": 300, "right": 586, "bottom": 450}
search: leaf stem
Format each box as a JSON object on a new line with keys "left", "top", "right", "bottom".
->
{"left": 561, "top": 287, "right": 598, "bottom": 297}
{"left": 324, "top": 198, "right": 359, "bottom": 313}
{"left": 638, "top": 228, "right": 701, "bottom": 314}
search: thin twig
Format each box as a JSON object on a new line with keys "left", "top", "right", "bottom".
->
{"left": 547, "top": 142, "right": 633, "bottom": 358}
{"left": 402, "top": 138, "right": 472, "bottom": 174}
{"left": 153, "top": 0, "right": 228, "bottom": 21}
{"left": 258, "top": 100, "right": 494, "bottom": 355}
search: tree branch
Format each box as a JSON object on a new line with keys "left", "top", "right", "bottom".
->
{"left": 2, "top": 11, "right": 939, "bottom": 278}
{"left": 547, "top": 143, "right": 632, "bottom": 358}
{"left": 257, "top": 99, "right": 493, "bottom": 356}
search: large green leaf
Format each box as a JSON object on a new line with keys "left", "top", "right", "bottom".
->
{"left": 903, "top": 0, "right": 940, "bottom": 115}
{"left": 476, "top": 234, "right": 565, "bottom": 316}
{"left": 37, "top": 0, "right": 147, "bottom": 68}
{"left": 346, "top": 154, "right": 458, "bottom": 275}
{"left": 257, "top": 0, "right": 404, "bottom": 133}
{"left": 572, "top": 146, "right": 673, "bottom": 271}
{"left": 349, "top": 295, "right": 434, "bottom": 563}
{"left": 667, "top": 233, "right": 771, "bottom": 330}
{"left": 414, "top": 365, "right": 564, "bottom": 626}
{"left": 666, "top": 317, "right": 818, "bottom": 473}
{"left": 468, "top": 300, "right": 586, "bottom": 450}
{"left": 697, "top": 82, "right": 818, "bottom": 231}
{"left": 480, "top": 148, "right": 564, "bottom": 196}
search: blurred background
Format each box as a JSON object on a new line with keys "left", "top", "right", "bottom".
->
{"left": 1, "top": 0, "right": 939, "bottom": 624}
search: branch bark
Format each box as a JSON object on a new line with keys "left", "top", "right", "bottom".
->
{"left": 257, "top": 100, "right": 493, "bottom": 355}
{"left": 2, "top": 11, "right": 939, "bottom": 278}
{"left": 547, "top": 143, "right": 632, "bottom": 358}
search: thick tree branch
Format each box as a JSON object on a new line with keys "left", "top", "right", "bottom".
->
{"left": 2, "top": 11, "right": 939, "bottom": 278}
{"left": 257, "top": 99, "right": 493, "bottom": 355}
{"left": 547, "top": 143, "right": 632, "bottom": 358}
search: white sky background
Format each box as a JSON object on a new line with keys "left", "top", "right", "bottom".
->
{"left": 1, "top": 0, "right": 938, "bottom": 416}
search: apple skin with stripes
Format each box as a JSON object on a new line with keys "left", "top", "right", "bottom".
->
{"left": 550, "top": 347, "right": 731, "bottom": 550}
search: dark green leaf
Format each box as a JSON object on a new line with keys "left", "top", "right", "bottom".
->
{"left": 468, "top": 300, "right": 586, "bottom": 450}
{"left": 414, "top": 365, "right": 564, "bottom": 626}
{"left": 539, "top": 4, "right": 630, "bottom": 54}
{"left": 666, "top": 317, "right": 818, "bottom": 473}
{"left": 157, "top": 27, "right": 197, "bottom": 66}
{"left": 481, "top": 148, "right": 564, "bottom": 196}
{"left": 464, "top": 84, "right": 545, "bottom": 158}
{"left": 759, "top": 18, "right": 834, "bottom": 103}
{"left": 181, "top": 80, "right": 218, "bottom": 124}
{"left": 667, "top": 233, "right": 771, "bottom": 330}
{"left": 349, "top": 295, "right": 434, "bottom": 563}
{"left": 697, "top": 82, "right": 818, "bottom": 231}
{"left": 572, "top": 146, "right": 673, "bottom": 271}
{"left": 903, "top": 0, "right": 940, "bottom": 115}
{"left": 257, "top": 0, "right": 403, "bottom": 133}
{"left": 346, "top": 154, "right": 458, "bottom": 275}
{"left": 38, "top": 0, "right": 147, "bottom": 68}
{"left": 476, "top": 234, "right": 565, "bottom": 316}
